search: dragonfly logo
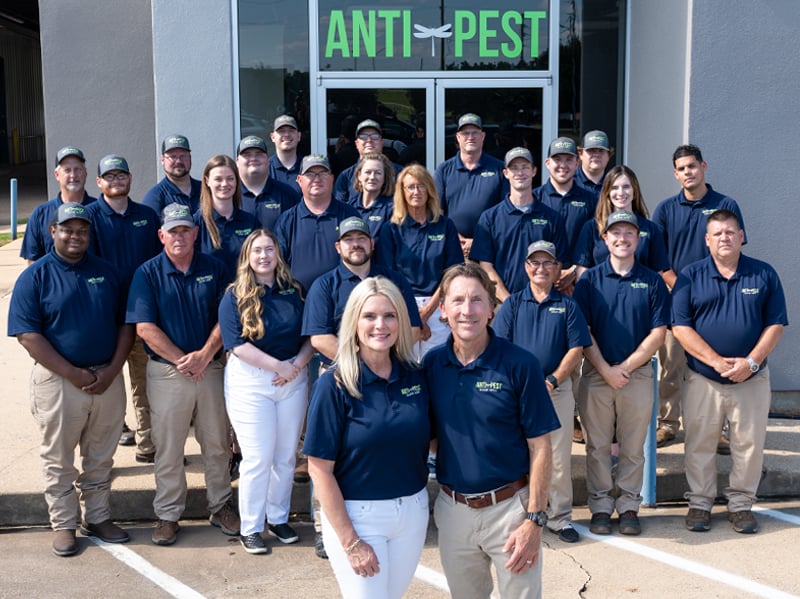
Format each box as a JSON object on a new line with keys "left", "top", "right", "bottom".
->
{"left": 413, "top": 23, "right": 452, "bottom": 57}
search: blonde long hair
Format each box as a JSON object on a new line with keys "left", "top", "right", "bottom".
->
{"left": 594, "top": 165, "right": 649, "bottom": 235}
{"left": 334, "top": 277, "right": 416, "bottom": 399}
{"left": 391, "top": 163, "right": 442, "bottom": 224}
{"left": 200, "top": 154, "right": 242, "bottom": 249}
{"left": 231, "top": 229, "right": 300, "bottom": 340}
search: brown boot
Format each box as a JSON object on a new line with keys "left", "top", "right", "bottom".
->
{"left": 53, "top": 529, "right": 78, "bottom": 557}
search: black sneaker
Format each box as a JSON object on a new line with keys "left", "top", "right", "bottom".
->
{"left": 119, "top": 423, "right": 136, "bottom": 446}
{"left": 589, "top": 512, "right": 612, "bottom": 535}
{"left": 268, "top": 523, "right": 299, "bottom": 544}
{"left": 557, "top": 524, "right": 580, "bottom": 543}
{"left": 314, "top": 531, "right": 328, "bottom": 559}
{"left": 618, "top": 511, "right": 641, "bottom": 536}
{"left": 240, "top": 533, "right": 270, "bottom": 554}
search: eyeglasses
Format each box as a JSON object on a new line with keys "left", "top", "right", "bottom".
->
{"left": 526, "top": 259, "right": 557, "bottom": 269}
{"left": 302, "top": 171, "right": 332, "bottom": 180}
{"left": 164, "top": 154, "right": 188, "bottom": 163}
{"left": 457, "top": 130, "right": 482, "bottom": 138}
{"left": 102, "top": 172, "right": 129, "bottom": 181}
{"left": 357, "top": 133, "right": 382, "bottom": 141}
{"left": 404, "top": 184, "right": 426, "bottom": 192}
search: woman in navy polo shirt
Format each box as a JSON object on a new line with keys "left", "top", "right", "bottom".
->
{"left": 574, "top": 165, "right": 669, "bottom": 276}
{"left": 219, "top": 229, "right": 314, "bottom": 555}
{"left": 304, "top": 277, "right": 430, "bottom": 599}
{"left": 348, "top": 152, "right": 395, "bottom": 241}
{"left": 195, "top": 154, "right": 258, "bottom": 279}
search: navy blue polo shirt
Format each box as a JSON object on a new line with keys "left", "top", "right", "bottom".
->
{"left": 218, "top": 283, "right": 306, "bottom": 360}
{"left": 574, "top": 167, "right": 605, "bottom": 199}
{"left": 573, "top": 260, "right": 670, "bottom": 364}
{"left": 333, "top": 161, "right": 403, "bottom": 204}
{"left": 434, "top": 152, "right": 508, "bottom": 238}
{"left": 672, "top": 255, "right": 787, "bottom": 384}
{"left": 347, "top": 194, "right": 394, "bottom": 241}
{"left": 8, "top": 251, "right": 124, "bottom": 367}
{"left": 193, "top": 208, "right": 258, "bottom": 278}
{"left": 652, "top": 185, "right": 747, "bottom": 275}
{"left": 87, "top": 197, "right": 161, "bottom": 291}
{"left": 273, "top": 199, "right": 360, "bottom": 293}
{"left": 303, "top": 360, "right": 430, "bottom": 500}
{"left": 302, "top": 263, "right": 422, "bottom": 363}
{"left": 376, "top": 215, "right": 463, "bottom": 295}
{"left": 534, "top": 181, "right": 597, "bottom": 252}
{"left": 126, "top": 251, "right": 228, "bottom": 358}
{"left": 423, "top": 330, "right": 559, "bottom": 494}
{"left": 269, "top": 154, "right": 302, "bottom": 194}
{"left": 141, "top": 176, "right": 202, "bottom": 217}
{"left": 469, "top": 197, "right": 570, "bottom": 294}
{"left": 240, "top": 177, "right": 300, "bottom": 232}
{"left": 20, "top": 192, "right": 97, "bottom": 261}
{"left": 573, "top": 217, "right": 670, "bottom": 272}
{"left": 494, "top": 286, "right": 591, "bottom": 375}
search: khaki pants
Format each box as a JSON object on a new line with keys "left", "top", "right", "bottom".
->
{"left": 577, "top": 363, "right": 654, "bottom": 515}
{"left": 683, "top": 367, "right": 771, "bottom": 512}
{"left": 147, "top": 359, "right": 231, "bottom": 521}
{"left": 547, "top": 378, "right": 575, "bottom": 531}
{"left": 657, "top": 329, "right": 685, "bottom": 433}
{"left": 434, "top": 487, "right": 542, "bottom": 599}
{"left": 127, "top": 337, "right": 154, "bottom": 454}
{"left": 29, "top": 363, "right": 125, "bottom": 530}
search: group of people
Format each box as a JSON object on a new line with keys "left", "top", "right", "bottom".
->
{"left": 7, "top": 109, "right": 787, "bottom": 599}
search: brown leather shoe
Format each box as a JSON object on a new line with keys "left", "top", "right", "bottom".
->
{"left": 656, "top": 427, "right": 676, "bottom": 448}
{"left": 728, "top": 510, "right": 758, "bottom": 534}
{"left": 152, "top": 519, "right": 180, "bottom": 545}
{"left": 80, "top": 519, "right": 130, "bottom": 543}
{"left": 53, "top": 529, "right": 78, "bottom": 557}
{"left": 209, "top": 500, "right": 240, "bottom": 536}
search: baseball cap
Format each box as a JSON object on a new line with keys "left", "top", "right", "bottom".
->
{"left": 98, "top": 154, "right": 130, "bottom": 177}
{"left": 547, "top": 137, "right": 578, "bottom": 157}
{"left": 55, "top": 202, "right": 91, "bottom": 225}
{"left": 582, "top": 130, "right": 611, "bottom": 151}
{"left": 237, "top": 136, "right": 268, "bottom": 155}
{"left": 604, "top": 210, "right": 639, "bottom": 233}
{"left": 55, "top": 146, "right": 85, "bottom": 167}
{"left": 526, "top": 240, "right": 557, "bottom": 260}
{"left": 338, "top": 216, "right": 371, "bottom": 239}
{"left": 300, "top": 154, "right": 331, "bottom": 174}
{"left": 355, "top": 119, "right": 382, "bottom": 136}
{"left": 161, "top": 203, "right": 195, "bottom": 231}
{"left": 273, "top": 115, "right": 298, "bottom": 131}
{"left": 161, "top": 134, "right": 191, "bottom": 154}
{"left": 457, "top": 113, "right": 483, "bottom": 131}
{"left": 504, "top": 147, "right": 534, "bottom": 167}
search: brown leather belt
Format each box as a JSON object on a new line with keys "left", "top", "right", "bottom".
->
{"left": 441, "top": 475, "right": 529, "bottom": 509}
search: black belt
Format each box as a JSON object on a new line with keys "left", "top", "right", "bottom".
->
{"left": 441, "top": 475, "right": 529, "bottom": 509}
{"left": 149, "top": 355, "right": 173, "bottom": 366}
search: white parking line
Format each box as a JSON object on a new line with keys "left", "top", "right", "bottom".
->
{"left": 87, "top": 537, "right": 206, "bottom": 599}
{"left": 414, "top": 563, "right": 450, "bottom": 592}
{"left": 572, "top": 523, "right": 800, "bottom": 599}
{"left": 752, "top": 506, "right": 800, "bottom": 526}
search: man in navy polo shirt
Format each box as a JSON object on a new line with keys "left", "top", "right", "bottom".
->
{"left": 333, "top": 119, "right": 403, "bottom": 205}
{"left": 470, "top": 147, "right": 570, "bottom": 303}
{"left": 574, "top": 130, "right": 613, "bottom": 198}
{"left": 87, "top": 154, "right": 161, "bottom": 462}
{"left": 672, "top": 210, "right": 786, "bottom": 535}
{"left": 274, "top": 154, "right": 359, "bottom": 294}
{"left": 142, "top": 134, "right": 202, "bottom": 216}
{"left": 236, "top": 135, "right": 299, "bottom": 231}
{"left": 9, "top": 202, "right": 133, "bottom": 557}
{"left": 494, "top": 241, "right": 591, "bottom": 545}
{"left": 269, "top": 114, "right": 304, "bottom": 194}
{"left": 20, "top": 146, "right": 96, "bottom": 264}
{"left": 573, "top": 210, "right": 669, "bottom": 536}
{"left": 423, "top": 263, "right": 558, "bottom": 599}
{"left": 534, "top": 137, "right": 597, "bottom": 294}
{"left": 435, "top": 113, "right": 509, "bottom": 259}
{"left": 127, "top": 203, "right": 239, "bottom": 546}
{"left": 652, "top": 144, "right": 747, "bottom": 447}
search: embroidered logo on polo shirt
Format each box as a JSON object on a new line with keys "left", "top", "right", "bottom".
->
{"left": 132, "top": 220, "right": 149, "bottom": 227}
{"left": 701, "top": 209, "right": 717, "bottom": 216}
{"left": 480, "top": 171, "right": 496, "bottom": 178}
{"left": 235, "top": 228, "right": 253, "bottom": 237}
{"left": 196, "top": 274, "right": 214, "bottom": 284}
{"left": 630, "top": 282, "right": 649, "bottom": 289}
{"left": 87, "top": 276, "right": 106, "bottom": 285}
{"left": 262, "top": 202, "right": 280, "bottom": 210}
{"left": 401, "top": 384, "right": 422, "bottom": 397}
{"left": 278, "top": 289, "right": 297, "bottom": 296}
{"left": 639, "top": 231, "right": 649, "bottom": 238}
{"left": 368, "top": 215, "right": 383, "bottom": 222}
{"left": 548, "top": 307, "right": 566, "bottom": 314}
{"left": 475, "top": 381, "right": 503, "bottom": 392}
{"left": 569, "top": 201, "right": 587, "bottom": 207}
{"left": 741, "top": 288, "right": 760, "bottom": 295}
{"left": 428, "top": 234, "right": 444, "bottom": 241}
{"left": 530, "top": 218, "right": 549, "bottom": 225}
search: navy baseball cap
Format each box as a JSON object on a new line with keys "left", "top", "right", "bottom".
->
{"left": 98, "top": 154, "right": 130, "bottom": 177}
{"left": 55, "top": 146, "right": 85, "bottom": 167}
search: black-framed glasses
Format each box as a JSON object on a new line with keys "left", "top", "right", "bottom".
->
{"left": 526, "top": 259, "right": 557, "bottom": 269}
{"left": 357, "top": 133, "right": 382, "bottom": 141}
{"left": 102, "top": 172, "right": 129, "bottom": 182}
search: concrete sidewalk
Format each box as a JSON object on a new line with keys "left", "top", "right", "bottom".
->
{"left": 1, "top": 237, "right": 799, "bottom": 526}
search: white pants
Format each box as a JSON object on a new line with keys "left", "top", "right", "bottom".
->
{"left": 322, "top": 487, "right": 429, "bottom": 599}
{"left": 415, "top": 296, "right": 450, "bottom": 361}
{"left": 224, "top": 353, "right": 308, "bottom": 535}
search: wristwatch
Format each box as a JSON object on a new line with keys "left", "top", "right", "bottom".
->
{"left": 526, "top": 510, "right": 548, "bottom": 527}
{"left": 546, "top": 374, "right": 558, "bottom": 389}
{"left": 746, "top": 357, "right": 760, "bottom": 373}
